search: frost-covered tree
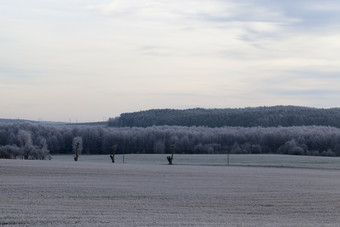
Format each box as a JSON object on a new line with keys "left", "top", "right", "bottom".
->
{"left": 278, "top": 139, "right": 305, "bottom": 155}
{"left": 0, "top": 145, "right": 21, "bottom": 159}
{"left": 0, "top": 129, "right": 52, "bottom": 160}
{"left": 18, "top": 130, "right": 32, "bottom": 147}
{"left": 18, "top": 130, "right": 33, "bottom": 159}
{"left": 39, "top": 138, "right": 51, "bottom": 160}
{"left": 2, "top": 122, "right": 340, "bottom": 158}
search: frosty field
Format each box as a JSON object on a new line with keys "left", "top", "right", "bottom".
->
{"left": 53, "top": 154, "right": 340, "bottom": 170}
{"left": 1, "top": 156, "right": 340, "bottom": 226}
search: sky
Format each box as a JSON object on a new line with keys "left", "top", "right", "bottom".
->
{"left": 1, "top": 0, "right": 340, "bottom": 122}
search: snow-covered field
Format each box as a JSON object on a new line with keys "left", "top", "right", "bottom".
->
{"left": 1, "top": 158, "right": 340, "bottom": 226}
{"left": 53, "top": 154, "right": 340, "bottom": 170}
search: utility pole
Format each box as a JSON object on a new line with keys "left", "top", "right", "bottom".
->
{"left": 227, "top": 149, "right": 230, "bottom": 166}
{"left": 123, "top": 148, "right": 125, "bottom": 163}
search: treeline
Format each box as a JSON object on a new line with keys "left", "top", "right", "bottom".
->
{"left": 108, "top": 106, "right": 340, "bottom": 128}
{"left": 0, "top": 128, "right": 51, "bottom": 160}
{"left": 1, "top": 123, "right": 340, "bottom": 158}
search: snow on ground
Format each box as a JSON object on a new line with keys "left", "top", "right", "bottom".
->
{"left": 1, "top": 159, "right": 340, "bottom": 226}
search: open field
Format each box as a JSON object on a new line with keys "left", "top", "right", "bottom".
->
{"left": 1, "top": 158, "right": 340, "bottom": 226}
{"left": 53, "top": 154, "right": 340, "bottom": 170}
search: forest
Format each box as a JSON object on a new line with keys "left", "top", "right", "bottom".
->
{"left": 2, "top": 106, "right": 340, "bottom": 159}
{"left": 108, "top": 106, "right": 340, "bottom": 128}
{"left": 1, "top": 122, "right": 340, "bottom": 159}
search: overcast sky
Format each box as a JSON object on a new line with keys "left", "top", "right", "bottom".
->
{"left": 1, "top": 0, "right": 340, "bottom": 122}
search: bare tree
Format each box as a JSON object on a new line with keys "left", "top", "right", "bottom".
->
{"left": 110, "top": 144, "right": 117, "bottom": 163}
{"left": 73, "top": 137, "right": 83, "bottom": 161}
{"left": 167, "top": 142, "right": 175, "bottom": 165}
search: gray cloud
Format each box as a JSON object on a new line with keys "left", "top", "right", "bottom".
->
{"left": 274, "top": 89, "right": 340, "bottom": 96}
{"left": 2, "top": 0, "right": 340, "bottom": 121}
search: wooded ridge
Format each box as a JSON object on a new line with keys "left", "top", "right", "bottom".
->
{"left": 108, "top": 106, "right": 340, "bottom": 128}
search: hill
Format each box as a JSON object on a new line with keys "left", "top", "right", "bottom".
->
{"left": 0, "top": 118, "right": 64, "bottom": 125}
{"left": 0, "top": 118, "right": 106, "bottom": 126}
{"left": 108, "top": 106, "right": 340, "bottom": 128}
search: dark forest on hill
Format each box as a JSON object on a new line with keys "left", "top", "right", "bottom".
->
{"left": 108, "top": 106, "right": 340, "bottom": 128}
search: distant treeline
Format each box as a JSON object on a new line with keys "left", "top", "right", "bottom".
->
{"left": 108, "top": 106, "right": 340, "bottom": 128}
{"left": 1, "top": 123, "right": 340, "bottom": 158}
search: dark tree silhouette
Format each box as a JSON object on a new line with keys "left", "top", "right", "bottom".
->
{"left": 167, "top": 142, "right": 175, "bottom": 165}
{"left": 74, "top": 143, "right": 80, "bottom": 161}
{"left": 73, "top": 137, "right": 82, "bottom": 161}
{"left": 110, "top": 144, "right": 117, "bottom": 163}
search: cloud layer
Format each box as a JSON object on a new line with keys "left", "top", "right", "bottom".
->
{"left": 1, "top": 0, "right": 340, "bottom": 121}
